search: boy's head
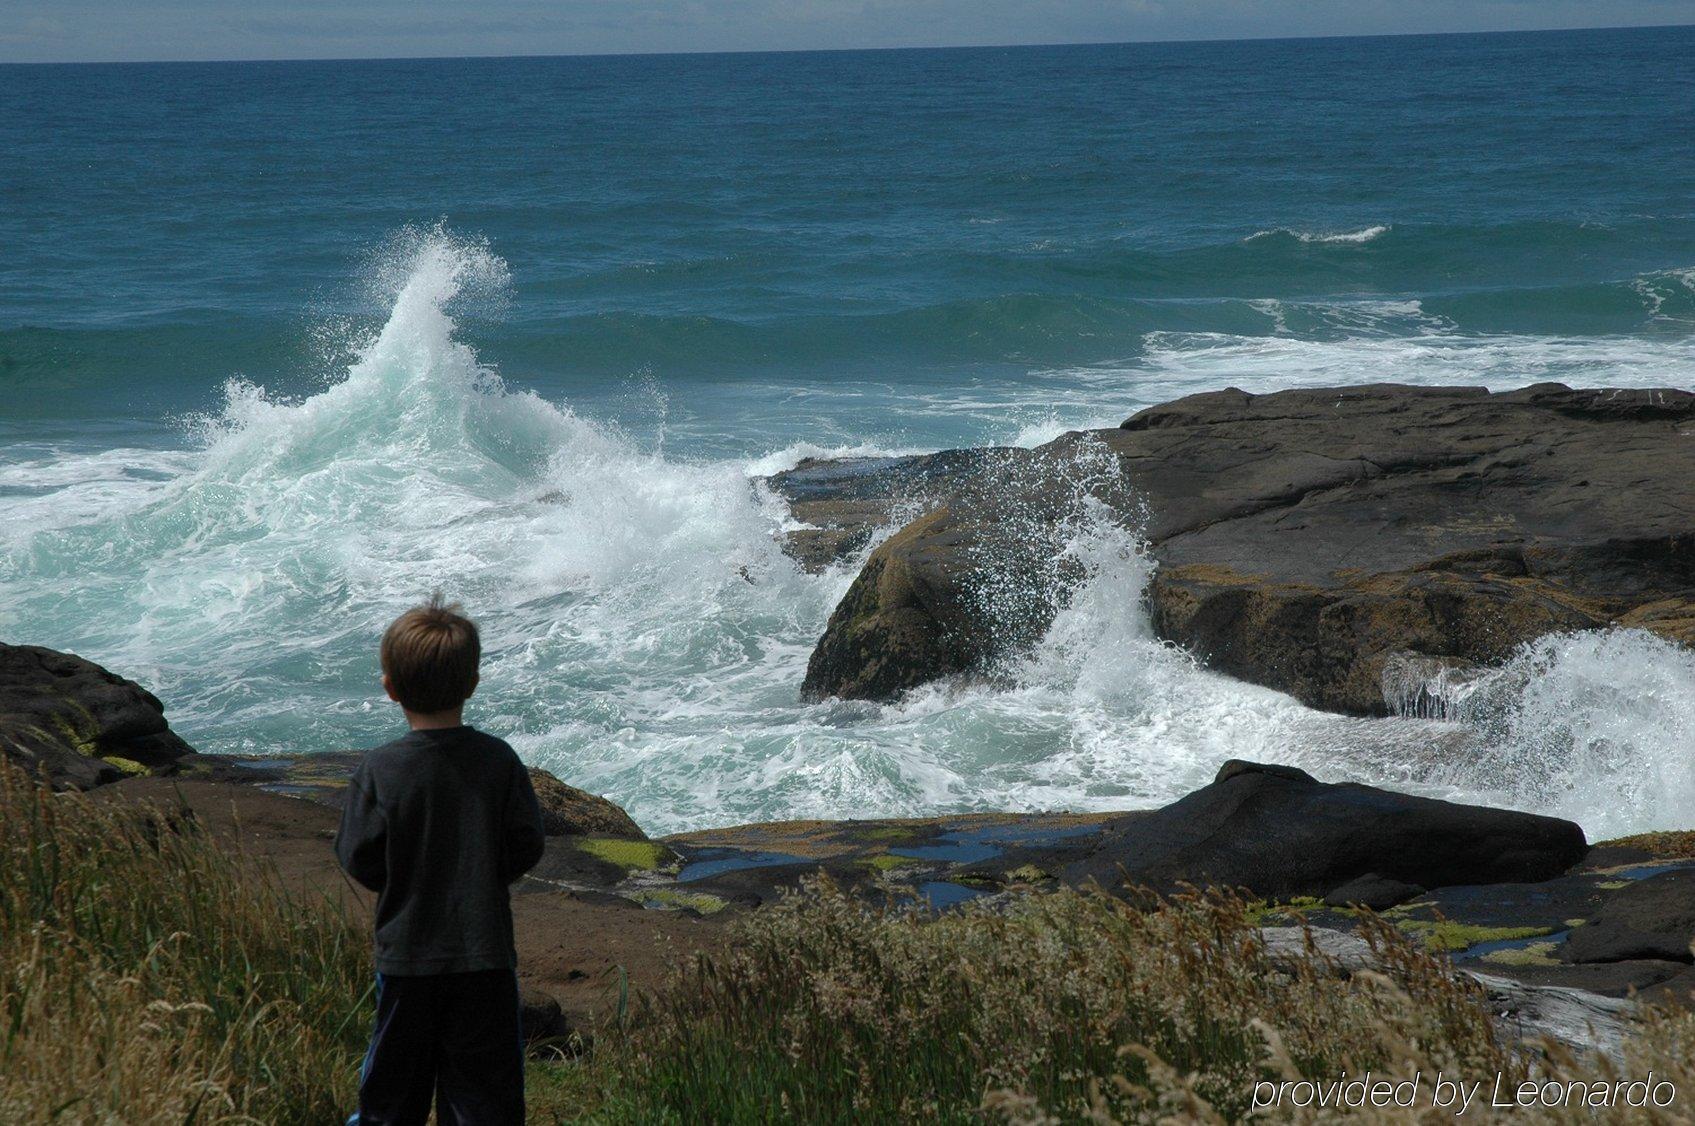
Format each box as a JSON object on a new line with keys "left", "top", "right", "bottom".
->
{"left": 380, "top": 594, "right": 480, "bottom": 717}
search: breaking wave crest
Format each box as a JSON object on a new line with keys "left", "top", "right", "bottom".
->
{"left": 1246, "top": 224, "right": 1391, "bottom": 244}
{"left": 1392, "top": 631, "right": 1695, "bottom": 839}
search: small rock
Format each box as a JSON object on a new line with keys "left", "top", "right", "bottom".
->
{"left": 529, "top": 768, "right": 645, "bottom": 839}
{"left": 518, "top": 986, "right": 570, "bottom": 1044}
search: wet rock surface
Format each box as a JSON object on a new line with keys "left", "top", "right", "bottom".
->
{"left": 795, "top": 383, "right": 1695, "bottom": 712}
{"left": 144, "top": 743, "right": 1660, "bottom": 1006}
{"left": 1259, "top": 927, "right": 1638, "bottom": 1055}
{"left": 0, "top": 643, "right": 195, "bottom": 788}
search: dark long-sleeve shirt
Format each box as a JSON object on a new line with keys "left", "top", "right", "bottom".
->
{"left": 334, "top": 725, "right": 546, "bottom": 976}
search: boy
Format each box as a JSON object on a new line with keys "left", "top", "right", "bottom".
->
{"left": 336, "top": 595, "right": 546, "bottom": 1126}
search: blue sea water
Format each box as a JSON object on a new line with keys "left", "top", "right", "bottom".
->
{"left": 3, "top": 28, "right": 1694, "bottom": 835}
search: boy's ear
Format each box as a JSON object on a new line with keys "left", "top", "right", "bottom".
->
{"left": 381, "top": 673, "right": 399, "bottom": 703}
{"left": 465, "top": 672, "right": 479, "bottom": 701}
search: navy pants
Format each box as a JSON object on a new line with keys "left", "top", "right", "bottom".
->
{"left": 349, "top": 968, "right": 525, "bottom": 1126}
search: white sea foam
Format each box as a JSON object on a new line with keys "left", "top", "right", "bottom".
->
{"left": 4, "top": 229, "right": 1692, "bottom": 838}
{"left": 740, "top": 440, "right": 924, "bottom": 479}
{"left": 1632, "top": 266, "right": 1695, "bottom": 321}
{"left": 1373, "top": 631, "right": 1695, "bottom": 839}
{"left": 1128, "top": 328, "right": 1695, "bottom": 407}
{"left": 1246, "top": 224, "right": 1391, "bottom": 244}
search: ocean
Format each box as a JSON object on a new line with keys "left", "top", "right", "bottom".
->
{"left": 3, "top": 27, "right": 1693, "bottom": 836}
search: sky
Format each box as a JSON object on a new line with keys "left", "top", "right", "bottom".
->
{"left": 1, "top": 0, "right": 1692, "bottom": 63}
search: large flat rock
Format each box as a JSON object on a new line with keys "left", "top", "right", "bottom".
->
{"left": 972, "top": 759, "right": 1589, "bottom": 901}
{"left": 799, "top": 383, "right": 1695, "bottom": 713}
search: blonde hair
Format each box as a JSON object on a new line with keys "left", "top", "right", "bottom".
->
{"left": 380, "top": 593, "right": 480, "bottom": 713}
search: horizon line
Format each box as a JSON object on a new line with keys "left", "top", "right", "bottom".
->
{"left": 3, "top": 19, "right": 1691, "bottom": 68}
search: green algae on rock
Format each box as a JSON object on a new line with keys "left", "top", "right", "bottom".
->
{"left": 577, "top": 837, "right": 677, "bottom": 873}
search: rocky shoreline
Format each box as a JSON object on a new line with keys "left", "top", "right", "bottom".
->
{"left": 4, "top": 652, "right": 1692, "bottom": 1054}
{"left": 6, "top": 382, "right": 1695, "bottom": 1055}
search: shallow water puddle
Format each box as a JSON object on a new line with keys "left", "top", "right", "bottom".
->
{"left": 889, "top": 820, "right": 1107, "bottom": 866}
{"left": 1612, "top": 861, "right": 1695, "bottom": 881}
{"left": 676, "top": 849, "right": 814, "bottom": 883}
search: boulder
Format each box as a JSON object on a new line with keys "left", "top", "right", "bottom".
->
{"left": 801, "top": 439, "right": 1128, "bottom": 701}
{"left": 1012, "top": 760, "right": 1587, "bottom": 902}
{"left": 529, "top": 768, "right": 646, "bottom": 839}
{"left": 1562, "top": 869, "right": 1695, "bottom": 965}
{"left": 801, "top": 507, "right": 996, "bottom": 701}
{"left": 518, "top": 985, "right": 571, "bottom": 1045}
{"left": 801, "top": 383, "right": 1695, "bottom": 713}
{"left": 0, "top": 643, "right": 194, "bottom": 789}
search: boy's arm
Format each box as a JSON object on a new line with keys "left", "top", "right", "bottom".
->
{"left": 502, "top": 762, "right": 546, "bottom": 883}
{"left": 334, "top": 767, "right": 388, "bottom": 893}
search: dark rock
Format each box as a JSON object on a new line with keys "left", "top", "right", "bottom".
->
{"left": 0, "top": 643, "right": 194, "bottom": 789}
{"left": 1215, "top": 759, "right": 1314, "bottom": 786}
{"left": 519, "top": 986, "right": 571, "bottom": 1044}
{"left": 1022, "top": 760, "right": 1587, "bottom": 901}
{"left": 1638, "top": 966, "right": 1695, "bottom": 1009}
{"left": 1396, "top": 872, "right": 1610, "bottom": 937}
{"left": 1321, "top": 873, "right": 1425, "bottom": 911}
{"left": 529, "top": 768, "right": 646, "bottom": 839}
{"left": 800, "top": 507, "right": 993, "bottom": 701}
{"left": 801, "top": 439, "right": 1133, "bottom": 701}
{"left": 1562, "top": 869, "right": 1695, "bottom": 964}
{"left": 800, "top": 383, "right": 1695, "bottom": 712}
{"left": 1478, "top": 959, "right": 1690, "bottom": 999}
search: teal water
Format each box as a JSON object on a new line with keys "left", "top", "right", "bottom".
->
{"left": 3, "top": 29, "right": 1694, "bottom": 835}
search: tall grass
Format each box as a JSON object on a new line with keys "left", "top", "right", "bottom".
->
{"left": 0, "top": 764, "right": 372, "bottom": 1123}
{"left": 588, "top": 877, "right": 1512, "bottom": 1123}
